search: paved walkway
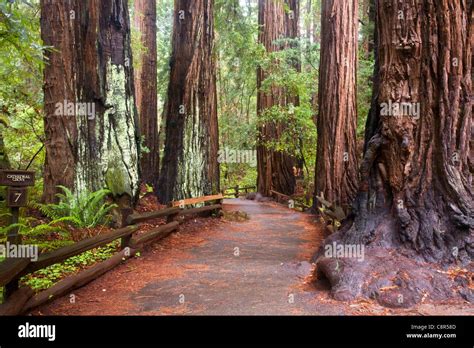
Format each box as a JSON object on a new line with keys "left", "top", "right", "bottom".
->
{"left": 32, "top": 199, "right": 348, "bottom": 315}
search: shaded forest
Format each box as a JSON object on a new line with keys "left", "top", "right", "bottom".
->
{"left": 0, "top": 0, "right": 472, "bottom": 313}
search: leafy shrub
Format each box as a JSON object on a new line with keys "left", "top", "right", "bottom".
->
{"left": 35, "top": 186, "right": 117, "bottom": 229}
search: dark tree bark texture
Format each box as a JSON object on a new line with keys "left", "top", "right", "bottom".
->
{"left": 313, "top": 0, "right": 359, "bottom": 210}
{"left": 133, "top": 0, "right": 160, "bottom": 190}
{"left": 314, "top": 0, "right": 473, "bottom": 308}
{"left": 158, "top": 0, "right": 219, "bottom": 204}
{"left": 41, "top": 0, "right": 140, "bottom": 204}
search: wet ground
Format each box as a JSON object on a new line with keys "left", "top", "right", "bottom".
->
{"left": 31, "top": 199, "right": 473, "bottom": 316}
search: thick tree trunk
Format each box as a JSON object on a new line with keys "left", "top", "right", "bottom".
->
{"left": 313, "top": 0, "right": 359, "bottom": 210}
{"left": 257, "top": 0, "right": 298, "bottom": 196}
{"left": 133, "top": 0, "right": 159, "bottom": 190}
{"left": 41, "top": 0, "right": 140, "bottom": 204}
{"left": 315, "top": 0, "right": 473, "bottom": 307}
{"left": 41, "top": 0, "right": 77, "bottom": 203}
{"left": 157, "top": 0, "right": 219, "bottom": 204}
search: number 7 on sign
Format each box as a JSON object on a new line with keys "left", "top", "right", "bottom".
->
{"left": 7, "top": 187, "right": 28, "bottom": 207}
{"left": 14, "top": 192, "right": 22, "bottom": 203}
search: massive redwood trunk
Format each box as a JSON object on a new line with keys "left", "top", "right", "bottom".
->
{"left": 41, "top": 0, "right": 77, "bottom": 203}
{"left": 315, "top": 0, "right": 473, "bottom": 308}
{"left": 257, "top": 0, "right": 298, "bottom": 196}
{"left": 313, "top": 0, "right": 359, "bottom": 210}
{"left": 157, "top": 0, "right": 219, "bottom": 204}
{"left": 133, "top": 0, "right": 160, "bottom": 190}
{"left": 41, "top": 0, "right": 140, "bottom": 204}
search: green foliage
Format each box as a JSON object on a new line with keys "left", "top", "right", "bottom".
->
{"left": 21, "top": 240, "right": 120, "bottom": 291}
{"left": 0, "top": 213, "right": 71, "bottom": 252}
{"left": 0, "top": 0, "right": 45, "bottom": 200}
{"left": 215, "top": 0, "right": 260, "bottom": 189}
{"left": 35, "top": 186, "right": 117, "bottom": 229}
{"left": 257, "top": 35, "right": 319, "bottom": 180}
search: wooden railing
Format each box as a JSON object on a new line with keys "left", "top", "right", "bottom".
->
{"left": 223, "top": 185, "right": 256, "bottom": 198}
{"left": 269, "top": 189, "right": 311, "bottom": 211}
{"left": 0, "top": 193, "right": 224, "bottom": 315}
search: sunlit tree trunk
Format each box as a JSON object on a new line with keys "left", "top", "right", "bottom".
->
{"left": 313, "top": 0, "right": 359, "bottom": 210}
{"left": 41, "top": 0, "right": 140, "bottom": 205}
{"left": 158, "top": 0, "right": 219, "bottom": 204}
{"left": 133, "top": 0, "right": 160, "bottom": 190}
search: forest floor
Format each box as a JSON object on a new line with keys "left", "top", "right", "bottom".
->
{"left": 30, "top": 199, "right": 473, "bottom": 315}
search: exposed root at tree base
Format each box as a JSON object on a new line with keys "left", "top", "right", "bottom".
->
{"left": 313, "top": 247, "right": 474, "bottom": 308}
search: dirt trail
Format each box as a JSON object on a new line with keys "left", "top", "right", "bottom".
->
{"left": 31, "top": 199, "right": 473, "bottom": 316}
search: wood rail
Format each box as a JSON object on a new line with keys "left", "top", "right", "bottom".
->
{"left": 178, "top": 204, "right": 222, "bottom": 216}
{"left": 223, "top": 185, "right": 256, "bottom": 198}
{"left": 22, "top": 247, "right": 137, "bottom": 312}
{"left": 270, "top": 189, "right": 311, "bottom": 211}
{"left": 0, "top": 192, "right": 225, "bottom": 314}
{"left": 129, "top": 221, "right": 179, "bottom": 247}
{"left": 0, "top": 258, "right": 30, "bottom": 287}
{"left": 170, "top": 194, "right": 223, "bottom": 207}
{"left": 20, "top": 225, "right": 139, "bottom": 276}
{"left": 126, "top": 206, "right": 181, "bottom": 225}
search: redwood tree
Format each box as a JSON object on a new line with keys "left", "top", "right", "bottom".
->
{"left": 133, "top": 0, "right": 160, "bottom": 190}
{"left": 41, "top": 0, "right": 140, "bottom": 204}
{"left": 41, "top": 0, "right": 77, "bottom": 202}
{"left": 313, "top": 0, "right": 359, "bottom": 210}
{"left": 257, "top": 0, "right": 298, "bottom": 196}
{"left": 157, "top": 0, "right": 219, "bottom": 204}
{"left": 316, "top": 0, "right": 473, "bottom": 307}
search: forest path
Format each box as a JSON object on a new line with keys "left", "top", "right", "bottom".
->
{"left": 32, "top": 199, "right": 347, "bottom": 315}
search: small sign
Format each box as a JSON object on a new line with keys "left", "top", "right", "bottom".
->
{"left": 0, "top": 170, "right": 35, "bottom": 187}
{"left": 7, "top": 187, "right": 28, "bottom": 207}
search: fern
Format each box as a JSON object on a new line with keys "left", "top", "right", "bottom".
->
{"left": 34, "top": 186, "right": 117, "bottom": 229}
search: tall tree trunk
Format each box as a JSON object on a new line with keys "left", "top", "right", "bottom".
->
{"left": 133, "top": 0, "right": 160, "bottom": 190}
{"left": 41, "top": 0, "right": 140, "bottom": 205}
{"left": 315, "top": 0, "right": 473, "bottom": 308}
{"left": 257, "top": 0, "right": 297, "bottom": 196}
{"left": 313, "top": 0, "right": 359, "bottom": 210}
{"left": 157, "top": 0, "right": 219, "bottom": 204}
{"left": 41, "top": 0, "right": 77, "bottom": 203}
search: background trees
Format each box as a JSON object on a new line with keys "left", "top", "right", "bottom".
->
{"left": 256, "top": 0, "right": 298, "bottom": 196}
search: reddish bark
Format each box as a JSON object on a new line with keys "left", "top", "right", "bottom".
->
{"left": 315, "top": 0, "right": 473, "bottom": 307}
{"left": 313, "top": 0, "right": 359, "bottom": 210}
{"left": 134, "top": 0, "right": 160, "bottom": 190}
{"left": 158, "top": 0, "right": 219, "bottom": 204}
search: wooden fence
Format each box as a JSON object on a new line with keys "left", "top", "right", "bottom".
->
{"left": 223, "top": 185, "right": 256, "bottom": 198}
{"left": 0, "top": 194, "right": 223, "bottom": 315}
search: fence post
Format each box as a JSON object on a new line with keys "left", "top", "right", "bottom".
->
{"left": 120, "top": 208, "right": 133, "bottom": 250}
{"left": 4, "top": 207, "right": 20, "bottom": 299}
{"left": 235, "top": 185, "right": 239, "bottom": 198}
